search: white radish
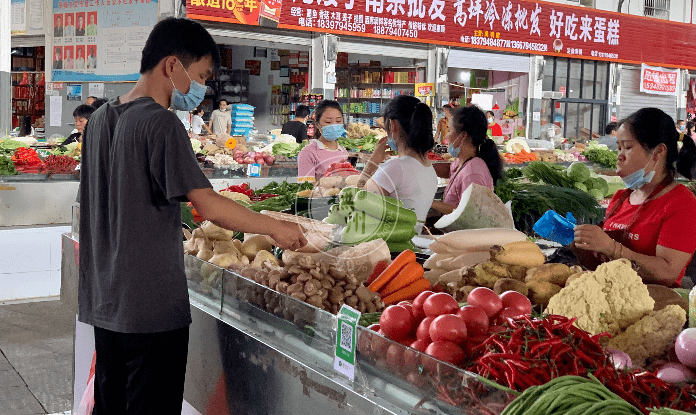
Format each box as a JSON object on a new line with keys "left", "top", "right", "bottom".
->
{"left": 424, "top": 253, "right": 454, "bottom": 269}
{"left": 436, "top": 228, "right": 527, "bottom": 252}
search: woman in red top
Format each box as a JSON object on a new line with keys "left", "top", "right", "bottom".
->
{"left": 574, "top": 108, "right": 696, "bottom": 287}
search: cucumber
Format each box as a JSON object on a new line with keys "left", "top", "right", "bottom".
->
{"left": 341, "top": 216, "right": 416, "bottom": 244}
{"left": 349, "top": 211, "right": 383, "bottom": 228}
{"left": 353, "top": 190, "right": 416, "bottom": 225}
{"left": 324, "top": 204, "right": 347, "bottom": 225}
{"left": 338, "top": 186, "right": 360, "bottom": 204}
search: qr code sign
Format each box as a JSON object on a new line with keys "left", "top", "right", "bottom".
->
{"left": 340, "top": 321, "right": 353, "bottom": 352}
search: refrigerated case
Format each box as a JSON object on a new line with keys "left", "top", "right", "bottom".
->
{"left": 61, "top": 233, "right": 516, "bottom": 415}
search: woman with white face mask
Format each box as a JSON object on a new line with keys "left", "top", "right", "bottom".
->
{"left": 357, "top": 95, "right": 438, "bottom": 232}
{"left": 573, "top": 107, "right": 696, "bottom": 287}
{"left": 431, "top": 106, "right": 502, "bottom": 215}
{"left": 297, "top": 100, "right": 348, "bottom": 181}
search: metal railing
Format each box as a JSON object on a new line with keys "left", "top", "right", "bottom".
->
{"left": 644, "top": 0, "right": 670, "bottom": 19}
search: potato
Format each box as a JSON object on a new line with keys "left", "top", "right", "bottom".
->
{"left": 526, "top": 280, "right": 562, "bottom": 306}
{"left": 319, "top": 176, "right": 343, "bottom": 189}
{"left": 344, "top": 175, "right": 361, "bottom": 187}
{"left": 323, "top": 187, "right": 341, "bottom": 196}
{"left": 525, "top": 263, "right": 574, "bottom": 286}
{"left": 493, "top": 278, "right": 528, "bottom": 296}
{"left": 297, "top": 189, "right": 312, "bottom": 197}
{"left": 647, "top": 284, "right": 688, "bottom": 312}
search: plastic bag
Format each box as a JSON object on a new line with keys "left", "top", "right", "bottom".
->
{"left": 434, "top": 183, "right": 514, "bottom": 231}
{"left": 76, "top": 374, "right": 95, "bottom": 415}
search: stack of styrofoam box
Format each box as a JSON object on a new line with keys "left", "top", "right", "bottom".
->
{"left": 229, "top": 104, "right": 255, "bottom": 138}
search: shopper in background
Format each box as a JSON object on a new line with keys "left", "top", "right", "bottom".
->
{"left": 85, "top": 96, "right": 97, "bottom": 106}
{"left": 191, "top": 107, "right": 211, "bottom": 136}
{"left": 64, "top": 15, "right": 75, "bottom": 37}
{"left": 434, "top": 103, "right": 453, "bottom": 145}
{"left": 297, "top": 100, "right": 348, "bottom": 181}
{"left": 486, "top": 110, "right": 504, "bottom": 142}
{"left": 281, "top": 104, "right": 310, "bottom": 143}
{"left": 208, "top": 99, "right": 231, "bottom": 136}
{"left": 79, "top": 17, "right": 306, "bottom": 415}
{"left": 598, "top": 123, "right": 618, "bottom": 151}
{"left": 431, "top": 106, "right": 502, "bottom": 215}
{"left": 573, "top": 108, "right": 696, "bottom": 288}
{"left": 677, "top": 119, "right": 686, "bottom": 134}
{"left": 687, "top": 121, "right": 696, "bottom": 141}
{"left": 357, "top": 95, "right": 438, "bottom": 232}
{"left": 91, "top": 98, "right": 107, "bottom": 109}
{"left": 63, "top": 104, "right": 96, "bottom": 146}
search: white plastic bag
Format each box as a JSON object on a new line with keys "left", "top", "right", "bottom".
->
{"left": 434, "top": 183, "right": 514, "bottom": 231}
{"left": 75, "top": 375, "right": 95, "bottom": 415}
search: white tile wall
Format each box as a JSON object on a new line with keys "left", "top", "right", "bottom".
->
{"left": 0, "top": 226, "right": 70, "bottom": 301}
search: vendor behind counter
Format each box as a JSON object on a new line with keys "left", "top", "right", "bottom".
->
{"left": 297, "top": 100, "right": 348, "bottom": 182}
{"left": 573, "top": 107, "right": 696, "bottom": 288}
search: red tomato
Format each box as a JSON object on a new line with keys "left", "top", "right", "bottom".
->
{"left": 357, "top": 331, "right": 372, "bottom": 356}
{"left": 429, "top": 314, "right": 468, "bottom": 345}
{"left": 466, "top": 287, "right": 503, "bottom": 318}
{"left": 386, "top": 344, "right": 405, "bottom": 373}
{"left": 399, "top": 303, "right": 414, "bottom": 318}
{"left": 371, "top": 330, "right": 391, "bottom": 356}
{"left": 456, "top": 305, "right": 490, "bottom": 339}
{"left": 500, "top": 291, "right": 532, "bottom": 315}
{"left": 412, "top": 291, "right": 434, "bottom": 321}
{"left": 404, "top": 346, "right": 422, "bottom": 369}
{"left": 410, "top": 339, "right": 430, "bottom": 353}
{"left": 416, "top": 316, "right": 436, "bottom": 342}
{"left": 397, "top": 336, "right": 416, "bottom": 347}
{"left": 379, "top": 305, "right": 414, "bottom": 341}
{"left": 423, "top": 293, "right": 459, "bottom": 317}
{"left": 496, "top": 307, "right": 526, "bottom": 325}
{"left": 425, "top": 341, "right": 465, "bottom": 366}
{"left": 367, "top": 323, "right": 380, "bottom": 332}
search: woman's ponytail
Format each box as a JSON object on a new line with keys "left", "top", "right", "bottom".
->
{"left": 383, "top": 96, "right": 434, "bottom": 156}
{"left": 677, "top": 134, "right": 696, "bottom": 179}
{"left": 478, "top": 137, "right": 503, "bottom": 184}
{"left": 408, "top": 102, "right": 435, "bottom": 156}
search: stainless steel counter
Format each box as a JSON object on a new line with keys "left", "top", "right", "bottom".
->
{"left": 61, "top": 233, "right": 513, "bottom": 415}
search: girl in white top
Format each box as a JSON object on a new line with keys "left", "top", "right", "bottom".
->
{"left": 358, "top": 95, "right": 438, "bottom": 232}
{"left": 191, "top": 107, "right": 211, "bottom": 136}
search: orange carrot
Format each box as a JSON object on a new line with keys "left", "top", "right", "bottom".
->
{"left": 381, "top": 278, "right": 431, "bottom": 305}
{"left": 367, "top": 250, "right": 416, "bottom": 293}
{"left": 379, "top": 262, "right": 425, "bottom": 298}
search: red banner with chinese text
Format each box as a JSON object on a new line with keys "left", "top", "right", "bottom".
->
{"left": 187, "top": 0, "right": 280, "bottom": 26}
{"left": 188, "top": 0, "right": 696, "bottom": 70}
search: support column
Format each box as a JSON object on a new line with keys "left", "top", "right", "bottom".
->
{"left": 310, "top": 34, "right": 336, "bottom": 104}
{"left": 527, "top": 55, "right": 544, "bottom": 140}
{"left": 1, "top": 0, "right": 11, "bottom": 135}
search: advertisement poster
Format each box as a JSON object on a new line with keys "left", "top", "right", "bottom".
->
{"left": 415, "top": 83, "right": 434, "bottom": 97}
{"left": 11, "top": 0, "right": 26, "bottom": 34}
{"left": 245, "top": 60, "right": 261, "bottom": 76}
{"left": 67, "top": 83, "right": 83, "bottom": 101}
{"left": 275, "top": 0, "right": 696, "bottom": 70}
{"left": 640, "top": 63, "right": 679, "bottom": 96}
{"left": 51, "top": 0, "right": 159, "bottom": 82}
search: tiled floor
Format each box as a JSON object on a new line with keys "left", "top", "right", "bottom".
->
{"left": 0, "top": 299, "right": 73, "bottom": 414}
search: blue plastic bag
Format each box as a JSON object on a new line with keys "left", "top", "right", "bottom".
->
{"left": 533, "top": 210, "right": 576, "bottom": 246}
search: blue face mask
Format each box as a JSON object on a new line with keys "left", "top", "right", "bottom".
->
{"left": 387, "top": 137, "right": 398, "bottom": 152}
{"left": 448, "top": 143, "right": 460, "bottom": 158}
{"left": 169, "top": 60, "right": 207, "bottom": 111}
{"left": 621, "top": 155, "right": 656, "bottom": 190}
{"left": 321, "top": 123, "right": 345, "bottom": 141}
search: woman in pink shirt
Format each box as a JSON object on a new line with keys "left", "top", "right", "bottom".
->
{"left": 297, "top": 100, "right": 348, "bottom": 181}
{"left": 431, "top": 106, "right": 503, "bottom": 215}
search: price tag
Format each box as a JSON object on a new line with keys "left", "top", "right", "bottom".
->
{"left": 247, "top": 163, "right": 260, "bottom": 177}
{"left": 74, "top": 164, "right": 81, "bottom": 171}
{"left": 334, "top": 304, "right": 361, "bottom": 381}
{"left": 37, "top": 149, "right": 51, "bottom": 158}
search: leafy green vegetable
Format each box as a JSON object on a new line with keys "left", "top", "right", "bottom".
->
{"left": 337, "top": 134, "right": 378, "bottom": 152}
{"left": 505, "top": 167, "right": 523, "bottom": 180}
{"left": 582, "top": 148, "right": 618, "bottom": 169}
{"left": 567, "top": 162, "right": 591, "bottom": 182}
{"left": 495, "top": 180, "right": 603, "bottom": 234}
{"left": 248, "top": 181, "right": 315, "bottom": 212}
{"left": 0, "top": 139, "right": 30, "bottom": 151}
{"left": 523, "top": 161, "right": 575, "bottom": 188}
{"left": 272, "top": 142, "right": 307, "bottom": 158}
{"left": 0, "top": 156, "right": 18, "bottom": 175}
{"left": 180, "top": 203, "right": 197, "bottom": 230}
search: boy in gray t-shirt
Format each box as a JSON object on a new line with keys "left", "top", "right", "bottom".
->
{"left": 79, "top": 18, "right": 306, "bottom": 414}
